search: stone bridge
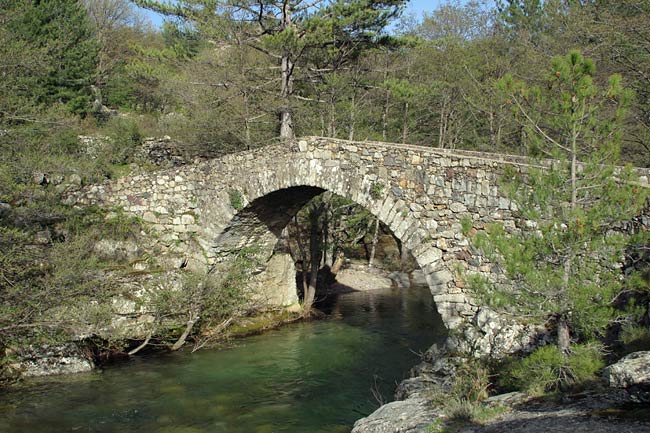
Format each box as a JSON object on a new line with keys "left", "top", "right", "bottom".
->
{"left": 72, "top": 136, "right": 650, "bottom": 349}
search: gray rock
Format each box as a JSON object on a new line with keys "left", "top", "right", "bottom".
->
{"left": 11, "top": 343, "right": 94, "bottom": 377}
{"left": 67, "top": 173, "right": 82, "bottom": 187}
{"left": 32, "top": 171, "right": 46, "bottom": 185}
{"left": 78, "top": 135, "right": 113, "bottom": 159}
{"left": 351, "top": 398, "right": 442, "bottom": 433}
{"left": 410, "top": 270, "right": 427, "bottom": 287}
{"left": 603, "top": 351, "right": 650, "bottom": 402}
{"left": 333, "top": 267, "right": 394, "bottom": 291}
{"left": 0, "top": 201, "right": 11, "bottom": 216}
{"left": 456, "top": 306, "right": 546, "bottom": 358}
{"left": 484, "top": 391, "right": 529, "bottom": 407}
{"left": 33, "top": 229, "right": 52, "bottom": 245}
{"left": 389, "top": 271, "right": 411, "bottom": 288}
{"left": 93, "top": 239, "right": 140, "bottom": 261}
{"left": 137, "top": 137, "right": 188, "bottom": 167}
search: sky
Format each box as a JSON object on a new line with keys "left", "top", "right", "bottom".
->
{"left": 140, "top": 0, "right": 450, "bottom": 28}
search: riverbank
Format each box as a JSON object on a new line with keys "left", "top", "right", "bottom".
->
{"left": 352, "top": 347, "right": 650, "bottom": 433}
{"left": 0, "top": 285, "right": 445, "bottom": 433}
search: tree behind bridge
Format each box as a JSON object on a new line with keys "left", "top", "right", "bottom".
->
{"left": 472, "top": 51, "right": 649, "bottom": 371}
{"left": 134, "top": 0, "right": 405, "bottom": 140}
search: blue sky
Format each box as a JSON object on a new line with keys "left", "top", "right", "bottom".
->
{"left": 140, "top": 0, "right": 449, "bottom": 28}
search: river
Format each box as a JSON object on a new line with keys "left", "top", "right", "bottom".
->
{"left": 0, "top": 285, "right": 446, "bottom": 433}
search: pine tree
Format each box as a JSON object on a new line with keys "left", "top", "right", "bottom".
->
{"left": 473, "top": 51, "right": 649, "bottom": 355}
{"left": 7, "top": 0, "right": 99, "bottom": 115}
{"left": 134, "top": 0, "right": 405, "bottom": 139}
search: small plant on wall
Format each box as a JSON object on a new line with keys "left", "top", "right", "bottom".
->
{"left": 370, "top": 182, "right": 384, "bottom": 200}
{"left": 228, "top": 189, "right": 244, "bottom": 210}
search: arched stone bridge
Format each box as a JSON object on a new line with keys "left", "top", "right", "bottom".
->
{"left": 72, "top": 136, "right": 649, "bottom": 343}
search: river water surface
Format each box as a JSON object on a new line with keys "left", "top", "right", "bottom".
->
{"left": 0, "top": 286, "right": 446, "bottom": 433}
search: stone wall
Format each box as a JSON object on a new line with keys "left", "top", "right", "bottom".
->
{"left": 69, "top": 137, "right": 650, "bottom": 351}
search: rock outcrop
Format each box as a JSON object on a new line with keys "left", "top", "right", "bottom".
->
{"left": 332, "top": 266, "right": 394, "bottom": 292}
{"left": 351, "top": 398, "right": 443, "bottom": 433}
{"left": 447, "top": 306, "right": 548, "bottom": 358}
{"left": 8, "top": 344, "right": 94, "bottom": 377}
{"left": 603, "top": 351, "right": 650, "bottom": 403}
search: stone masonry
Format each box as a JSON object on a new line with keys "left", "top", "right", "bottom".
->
{"left": 70, "top": 137, "right": 650, "bottom": 340}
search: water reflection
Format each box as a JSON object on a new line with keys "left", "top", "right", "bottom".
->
{"left": 0, "top": 286, "right": 446, "bottom": 433}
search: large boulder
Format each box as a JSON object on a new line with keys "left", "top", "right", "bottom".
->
{"left": 351, "top": 398, "right": 442, "bottom": 433}
{"left": 603, "top": 351, "right": 650, "bottom": 403}
{"left": 9, "top": 343, "right": 94, "bottom": 377}
{"left": 93, "top": 239, "right": 140, "bottom": 262}
{"left": 446, "top": 307, "right": 548, "bottom": 358}
{"left": 332, "top": 267, "right": 394, "bottom": 291}
{"left": 249, "top": 252, "right": 300, "bottom": 308}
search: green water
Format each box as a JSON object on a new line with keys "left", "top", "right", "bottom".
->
{"left": 0, "top": 286, "right": 446, "bottom": 433}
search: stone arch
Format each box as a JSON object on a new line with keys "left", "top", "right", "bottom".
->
{"left": 72, "top": 137, "right": 523, "bottom": 334}
{"left": 196, "top": 161, "right": 474, "bottom": 333}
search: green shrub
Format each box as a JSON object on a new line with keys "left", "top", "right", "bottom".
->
{"left": 370, "top": 182, "right": 384, "bottom": 200}
{"left": 500, "top": 343, "right": 605, "bottom": 394}
{"left": 452, "top": 359, "right": 491, "bottom": 403}
{"left": 105, "top": 117, "right": 143, "bottom": 165}
{"left": 229, "top": 189, "right": 244, "bottom": 210}
{"left": 460, "top": 216, "right": 473, "bottom": 236}
{"left": 620, "top": 324, "right": 650, "bottom": 354}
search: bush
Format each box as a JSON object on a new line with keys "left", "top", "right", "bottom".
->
{"left": 620, "top": 324, "right": 650, "bottom": 354}
{"left": 427, "top": 358, "right": 498, "bottom": 425}
{"left": 229, "top": 189, "right": 244, "bottom": 210}
{"left": 452, "top": 359, "right": 491, "bottom": 403}
{"left": 369, "top": 182, "right": 384, "bottom": 200}
{"left": 105, "top": 117, "right": 143, "bottom": 165}
{"left": 500, "top": 343, "right": 605, "bottom": 394}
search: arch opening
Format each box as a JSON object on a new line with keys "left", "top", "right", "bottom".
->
{"left": 210, "top": 185, "right": 450, "bottom": 328}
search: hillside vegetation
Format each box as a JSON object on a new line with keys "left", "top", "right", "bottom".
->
{"left": 1, "top": 0, "right": 649, "bottom": 395}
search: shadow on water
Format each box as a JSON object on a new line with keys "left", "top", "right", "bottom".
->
{"left": 0, "top": 285, "right": 446, "bottom": 433}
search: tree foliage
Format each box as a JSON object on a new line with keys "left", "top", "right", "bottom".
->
{"left": 473, "top": 52, "right": 649, "bottom": 354}
{"left": 3, "top": 0, "right": 99, "bottom": 116}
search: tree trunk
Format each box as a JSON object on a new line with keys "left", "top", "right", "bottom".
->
{"left": 328, "top": 94, "right": 336, "bottom": 137}
{"left": 322, "top": 196, "right": 330, "bottom": 266}
{"left": 128, "top": 332, "right": 152, "bottom": 356}
{"left": 368, "top": 216, "right": 380, "bottom": 268}
{"left": 243, "top": 91, "right": 251, "bottom": 149}
{"left": 382, "top": 58, "right": 390, "bottom": 141}
{"left": 402, "top": 101, "right": 409, "bottom": 144}
{"left": 557, "top": 314, "right": 571, "bottom": 355}
{"left": 171, "top": 314, "right": 197, "bottom": 351}
{"left": 438, "top": 98, "right": 446, "bottom": 148}
{"left": 303, "top": 204, "right": 323, "bottom": 317}
{"left": 280, "top": 52, "right": 294, "bottom": 140}
{"left": 349, "top": 92, "right": 356, "bottom": 141}
{"left": 559, "top": 257, "right": 573, "bottom": 355}
{"left": 331, "top": 251, "right": 345, "bottom": 274}
{"left": 279, "top": 3, "right": 294, "bottom": 140}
